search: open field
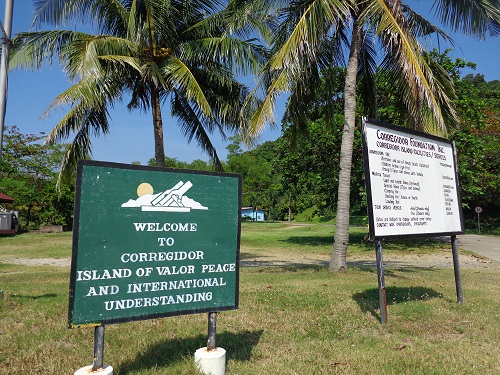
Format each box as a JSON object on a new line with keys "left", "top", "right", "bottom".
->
{"left": 1, "top": 223, "right": 499, "bottom": 374}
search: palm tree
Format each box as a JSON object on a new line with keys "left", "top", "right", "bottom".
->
{"left": 250, "top": 0, "right": 500, "bottom": 271}
{"left": 9, "top": 0, "right": 270, "bottom": 182}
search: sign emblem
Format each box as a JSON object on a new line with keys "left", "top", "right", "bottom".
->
{"left": 121, "top": 181, "right": 208, "bottom": 212}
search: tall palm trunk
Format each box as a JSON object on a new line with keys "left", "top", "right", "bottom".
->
{"left": 329, "top": 17, "right": 362, "bottom": 272}
{"left": 151, "top": 85, "right": 165, "bottom": 167}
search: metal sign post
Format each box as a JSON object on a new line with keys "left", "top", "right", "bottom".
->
{"left": 93, "top": 325, "right": 105, "bottom": 371}
{"left": 207, "top": 312, "right": 217, "bottom": 350}
{"left": 375, "top": 241, "right": 388, "bottom": 323}
{"left": 475, "top": 207, "right": 483, "bottom": 234}
{"left": 451, "top": 235, "right": 463, "bottom": 304}
{"left": 74, "top": 325, "right": 112, "bottom": 375}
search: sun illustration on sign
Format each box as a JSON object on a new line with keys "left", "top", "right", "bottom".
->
{"left": 122, "top": 181, "right": 208, "bottom": 212}
{"left": 137, "top": 182, "right": 154, "bottom": 197}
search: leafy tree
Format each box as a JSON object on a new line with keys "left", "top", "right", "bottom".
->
{"left": 278, "top": 119, "right": 340, "bottom": 219}
{"left": 226, "top": 138, "right": 281, "bottom": 218}
{"left": 278, "top": 66, "right": 369, "bottom": 220}
{"left": 0, "top": 126, "right": 74, "bottom": 229}
{"left": 439, "top": 55, "right": 500, "bottom": 221}
{"left": 10, "top": 0, "right": 269, "bottom": 183}
{"left": 250, "top": 0, "right": 500, "bottom": 271}
{"left": 1, "top": 126, "right": 47, "bottom": 176}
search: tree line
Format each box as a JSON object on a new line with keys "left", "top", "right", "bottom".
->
{"left": 2, "top": 51, "right": 497, "bottom": 232}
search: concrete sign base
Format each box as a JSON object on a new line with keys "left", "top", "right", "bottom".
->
{"left": 194, "top": 347, "right": 226, "bottom": 375}
{"left": 74, "top": 364, "right": 113, "bottom": 375}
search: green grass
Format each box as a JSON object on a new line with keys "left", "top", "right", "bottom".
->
{"left": 240, "top": 222, "right": 453, "bottom": 257}
{"left": 1, "top": 225, "right": 499, "bottom": 374}
{"left": 0, "top": 231, "right": 72, "bottom": 259}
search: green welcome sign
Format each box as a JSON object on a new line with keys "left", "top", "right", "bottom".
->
{"left": 68, "top": 161, "right": 241, "bottom": 327}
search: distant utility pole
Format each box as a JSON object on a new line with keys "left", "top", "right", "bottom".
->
{"left": 0, "top": 0, "right": 14, "bottom": 167}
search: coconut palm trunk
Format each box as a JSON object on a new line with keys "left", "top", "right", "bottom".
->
{"left": 150, "top": 85, "right": 165, "bottom": 167}
{"left": 329, "top": 17, "right": 363, "bottom": 272}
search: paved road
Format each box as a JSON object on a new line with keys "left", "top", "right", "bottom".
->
{"left": 456, "top": 234, "right": 500, "bottom": 262}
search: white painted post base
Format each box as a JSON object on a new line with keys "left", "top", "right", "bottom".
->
{"left": 194, "top": 347, "right": 226, "bottom": 375}
{"left": 74, "top": 364, "right": 113, "bottom": 375}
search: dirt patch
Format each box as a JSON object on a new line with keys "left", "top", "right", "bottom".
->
{"left": 4, "top": 258, "right": 71, "bottom": 267}
{"left": 241, "top": 250, "right": 493, "bottom": 269}
{"left": 349, "top": 251, "right": 493, "bottom": 269}
{"left": 2, "top": 250, "right": 494, "bottom": 269}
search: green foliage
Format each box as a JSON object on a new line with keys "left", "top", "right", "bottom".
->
{"left": 432, "top": 51, "right": 500, "bottom": 223}
{"left": 226, "top": 137, "right": 282, "bottom": 219}
{"left": 147, "top": 157, "right": 213, "bottom": 172}
{"left": 0, "top": 126, "right": 74, "bottom": 229}
{"left": 278, "top": 67, "right": 367, "bottom": 220}
{"left": 278, "top": 118, "right": 342, "bottom": 219}
{"left": 140, "top": 49, "right": 499, "bottom": 229}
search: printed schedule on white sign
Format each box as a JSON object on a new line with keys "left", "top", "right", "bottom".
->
{"left": 362, "top": 118, "right": 464, "bottom": 239}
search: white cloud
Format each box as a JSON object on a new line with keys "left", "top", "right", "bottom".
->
{"left": 181, "top": 196, "right": 208, "bottom": 210}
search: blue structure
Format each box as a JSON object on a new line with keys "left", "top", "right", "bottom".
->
{"left": 241, "top": 207, "right": 265, "bottom": 222}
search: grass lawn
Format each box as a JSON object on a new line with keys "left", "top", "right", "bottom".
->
{"left": 1, "top": 223, "right": 499, "bottom": 374}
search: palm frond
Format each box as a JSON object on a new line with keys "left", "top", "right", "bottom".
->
{"left": 249, "top": 66, "right": 291, "bottom": 134}
{"left": 33, "top": 0, "right": 130, "bottom": 35}
{"left": 10, "top": 30, "right": 91, "bottom": 71}
{"left": 162, "top": 57, "right": 213, "bottom": 120}
{"left": 432, "top": 0, "right": 500, "bottom": 38}
{"left": 44, "top": 75, "right": 119, "bottom": 118}
{"left": 171, "top": 91, "right": 224, "bottom": 171}
{"left": 357, "top": 29, "right": 378, "bottom": 118}
{"left": 218, "top": 0, "right": 279, "bottom": 43}
{"left": 45, "top": 97, "right": 110, "bottom": 186}
{"left": 270, "top": 0, "right": 350, "bottom": 71}
{"left": 366, "top": 0, "right": 449, "bottom": 134}
{"left": 180, "top": 36, "right": 267, "bottom": 77}
{"left": 33, "top": 0, "right": 91, "bottom": 27}
{"left": 400, "top": 3, "right": 454, "bottom": 43}
{"left": 315, "top": 21, "right": 350, "bottom": 70}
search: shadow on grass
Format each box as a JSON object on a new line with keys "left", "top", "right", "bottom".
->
{"left": 353, "top": 286, "right": 443, "bottom": 320}
{"left": 248, "top": 264, "right": 327, "bottom": 273}
{"left": 350, "top": 262, "right": 442, "bottom": 275}
{"left": 117, "top": 329, "right": 263, "bottom": 373}
{"left": 239, "top": 252, "right": 276, "bottom": 261}
{"left": 279, "top": 232, "right": 373, "bottom": 250}
{"left": 278, "top": 235, "right": 333, "bottom": 247}
{"left": 274, "top": 231, "right": 445, "bottom": 251}
{"left": 10, "top": 293, "right": 58, "bottom": 300}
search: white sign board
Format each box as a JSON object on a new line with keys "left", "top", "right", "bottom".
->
{"left": 362, "top": 118, "right": 464, "bottom": 239}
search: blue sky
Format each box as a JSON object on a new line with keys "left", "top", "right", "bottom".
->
{"left": 3, "top": 2, "right": 499, "bottom": 166}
